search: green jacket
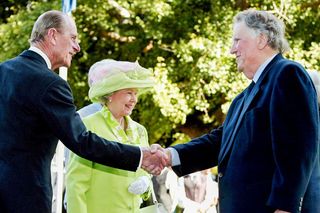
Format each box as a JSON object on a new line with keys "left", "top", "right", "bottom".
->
{"left": 66, "top": 107, "right": 150, "bottom": 213}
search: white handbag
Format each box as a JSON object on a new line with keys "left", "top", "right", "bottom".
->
{"left": 140, "top": 186, "right": 168, "bottom": 213}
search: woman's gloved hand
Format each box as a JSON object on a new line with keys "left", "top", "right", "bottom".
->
{"left": 128, "top": 176, "right": 150, "bottom": 195}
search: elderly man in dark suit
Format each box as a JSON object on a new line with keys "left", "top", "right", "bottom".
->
{"left": 149, "top": 9, "right": 319, "bottom": 213}
{"left": 0, "top": 10, "right": 166, "bottom": 213}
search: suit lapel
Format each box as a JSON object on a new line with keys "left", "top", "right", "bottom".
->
{"left": 218, "top": 96, "right": 245, "bottom": 160}
{"left": 218, "top": 85, "right": 256, "bottom": 161}
{"left": 219, "top": 54, "right": 283, "bottom": 163}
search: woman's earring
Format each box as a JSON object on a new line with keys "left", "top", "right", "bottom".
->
{"left": 109, "top": 98, "right": 112, "bottom": 103}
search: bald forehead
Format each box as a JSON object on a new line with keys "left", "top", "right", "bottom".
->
{"left": 63, "top": 15, "right": 75, "bottom": 26}
{"left": 63, "top": 15, "right": 78, "bottom": 35}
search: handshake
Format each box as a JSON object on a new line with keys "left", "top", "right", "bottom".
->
{"left": 141, "top": 144, "right": 172, "bottom": 176}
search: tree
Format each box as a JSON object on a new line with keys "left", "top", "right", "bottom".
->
{"left": 0, "top": 0, "right": 30, "bottom": 24}
{"left": 1, "top": 0, "right": 319, "bottom": 146}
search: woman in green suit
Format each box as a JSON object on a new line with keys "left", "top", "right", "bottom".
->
{"left": 66, "top": 59, "right": 155, "bottom": 213}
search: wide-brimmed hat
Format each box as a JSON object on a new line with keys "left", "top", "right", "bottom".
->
{"left": 88, "top": 59, "right": 155, "bottom": 103}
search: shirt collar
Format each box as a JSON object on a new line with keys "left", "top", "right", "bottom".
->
{"left": 29, "top": 46, "right": 52, "bottom": 69}
{"left": 252, "top": 54, "right": 277, "bottom": 83}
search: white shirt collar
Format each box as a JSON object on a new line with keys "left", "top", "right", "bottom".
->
{"left": 29, "top": 46, "right": 52, "bottom": 69}
{"left": 253, "top": 54, "right": 277, "bottom": 83}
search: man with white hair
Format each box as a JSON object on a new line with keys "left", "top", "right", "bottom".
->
{"left": 154, "top": 9, "right": 320, "bottom": 213}
{"left": 0, "top": 10, "right": 166, "bottom": 213}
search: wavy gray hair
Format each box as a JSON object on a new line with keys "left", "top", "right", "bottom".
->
{"left": 234, "top": 9, "right": 290, "bottom": 54}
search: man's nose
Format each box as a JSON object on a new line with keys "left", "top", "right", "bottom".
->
{"left": 73, "top": 41, "right": 81, "bottom": 53}
{"left": 230, "top": 44, "right": 236, "bottom": 54}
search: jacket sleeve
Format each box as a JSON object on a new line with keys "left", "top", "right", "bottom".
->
{"left": 38, "top": 78, "right": 141, "bottom": 172}
{"left": 172, "top": 126, "right": 223, "bottom": 177}
{"left": 266, "top": 62, "right": 319, "bottom": 212}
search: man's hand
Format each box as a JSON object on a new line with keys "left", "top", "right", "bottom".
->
{"left": 141, "top": 146, "right": 168, "bottom": 175}
{"left": 150, "top": 144, "right": 172, "bottom": 167}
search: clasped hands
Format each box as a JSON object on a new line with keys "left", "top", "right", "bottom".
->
{"left": 141, "top": 144, "right": 171, "bottom": 175}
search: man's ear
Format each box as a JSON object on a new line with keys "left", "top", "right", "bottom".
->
{"left": 257, "top": 33, "right": 268, "bottom": 50}
{"left": 47, "top": 28, "right": 59, "bottom": 45}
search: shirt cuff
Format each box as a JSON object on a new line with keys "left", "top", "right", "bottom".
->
{"left": 168, "top": 147, "right": 181, "bottom": 166}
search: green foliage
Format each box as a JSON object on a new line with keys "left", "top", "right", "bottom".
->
{"left": 0, "top": 1, "right": 59, "bottom": 62}
{"left": 0, "top": 0, "right": 30, "bottom": 24}
{"left": 0, "top": 0, "right": 319, "bottom": 146}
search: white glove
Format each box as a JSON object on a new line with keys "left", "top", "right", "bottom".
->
{"left": 128, "top": 176, "right": 150, "bottom": 195}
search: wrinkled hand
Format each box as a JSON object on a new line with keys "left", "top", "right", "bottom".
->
{"left": 141, "top": 145, "right": 169, "bottom": 175}
{"left": 150, "top": 144, "right": 172, "bottom": 166}
{"left": 128, "top": 176, "right": 149, "bottom": 195}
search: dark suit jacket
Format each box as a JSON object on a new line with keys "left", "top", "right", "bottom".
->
{"left": 172, "top": 54, "right": 320, "bottom": 213}
{"left": 0, "top": 50, "right": 141, "bottom": 213}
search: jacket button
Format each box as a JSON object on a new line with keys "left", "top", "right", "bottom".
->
{"left": 218, "top": 172, "right": 223, "bottom": 178}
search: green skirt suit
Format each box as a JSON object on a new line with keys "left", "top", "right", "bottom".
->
{"left": 66, "top": 107, "right": 150, "bottom": 213}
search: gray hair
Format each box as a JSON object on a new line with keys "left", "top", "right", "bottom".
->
{"left": 29, "top": 10, "right": 67, "bottom": 44}
{"left": 234, "top": 9, "right": 290, "bottom": 54}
